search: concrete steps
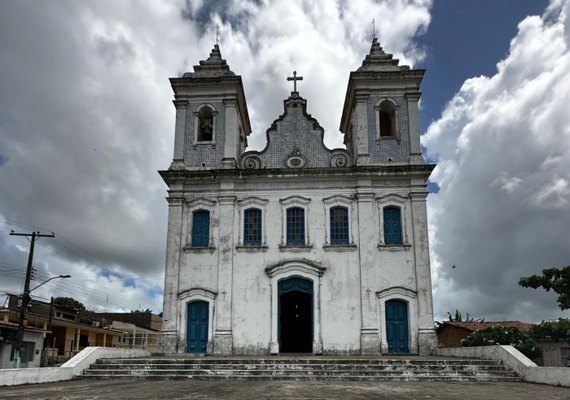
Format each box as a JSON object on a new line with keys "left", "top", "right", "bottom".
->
{"left": 82, "top": 357, "right": 521, "bottom": 382}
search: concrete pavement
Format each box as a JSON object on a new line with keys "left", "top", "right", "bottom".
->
{"left": 1, "top": 379, "right": 570, "bottom": 399}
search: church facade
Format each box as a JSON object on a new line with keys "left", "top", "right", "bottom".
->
{"left": 159, "top": 39, "right": 438, "bottom": 356}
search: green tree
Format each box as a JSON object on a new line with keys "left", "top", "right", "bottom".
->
{"left": 53, "top": 296, "right": 86, "bottom": 312}
{"left": 446, "top": 309, "right": 482, "bottom": 322}
{"left": 519, "top": 266, "right": 570, "bottom": 310}
{"left": 462, "top": 326, "right": 540, "bottom": 359}
{"left": 130, "top": 309, "right": 152, "bottom": 314}
{"left": 531, "top": 319, "right": 570, "bottom": 342}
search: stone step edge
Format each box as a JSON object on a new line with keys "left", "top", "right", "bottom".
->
{"left": 84, "top": 368, "right": 517, "bottom": 374}
{"left": 81, "top": 375, "right": 521, "bottom": 381}
{"left": 85, "top": 368, "right": 514, "bottom": 374}
{"left": 98, "top": 358, "right": 500, "bottom": 363}
{"left": 95, "top": 361, "right": 502, "bottom": 366}
{"left": 88, "top": 363, "right": 507, "bottom": 368}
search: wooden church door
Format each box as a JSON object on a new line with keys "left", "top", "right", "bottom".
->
{"left": 187, "top": 301, "right": 208, "bottom": 353}
{"left": 386, "top": 299, "right": 409, "bottom": 353}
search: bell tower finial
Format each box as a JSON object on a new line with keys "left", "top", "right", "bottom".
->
{"left": 371, "top": 18, "right": 376, "bottom": 40}
{"left": 215, "top": 24, "right": 220, "bottom": 45}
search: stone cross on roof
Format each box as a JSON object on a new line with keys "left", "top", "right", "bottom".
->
{"left": 287, "top": 70, "right": 303, "bottom": 93}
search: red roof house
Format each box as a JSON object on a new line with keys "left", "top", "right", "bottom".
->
{"left": 436, "top": 321, "right": 533, "bottom": 348}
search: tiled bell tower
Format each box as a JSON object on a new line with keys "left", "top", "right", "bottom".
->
{"left": 340, "top": 38, "right": 424, "bottom": 166}
{"left": 169, "top": 45, "right": 251, "bottom": 170}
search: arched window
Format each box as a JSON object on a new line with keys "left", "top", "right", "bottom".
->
{"left": 330, "top": 206, "right": 349, "bottom": 245}
{"left": 286, "top": 207, "right": 305, "bottom": 246}
{"left": 192, "top": 210, "right": 210, "bottom": 247}
{"left": 244, "top": 208, "right": 262, "bottom": 246}
{"left": 197, "top": 106, "right": 214, "bottom": 142}
{"left": 378, "top": 100, "right": 397, "bottom": 138}
{"left": 383, "top": 206, "right": 402, "bottom": 245}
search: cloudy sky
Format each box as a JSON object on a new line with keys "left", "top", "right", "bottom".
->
{"left": 1, "top": 0, "right": 569, "bottom": 324}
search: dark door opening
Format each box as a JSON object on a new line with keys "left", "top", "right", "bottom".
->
{"left": 278, "top": 277, "right": 313, "bottom": 353}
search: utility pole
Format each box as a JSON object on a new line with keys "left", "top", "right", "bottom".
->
{"left": 42, "top": 296, "right": 54, "bottom": 367}
{"left": 9, "top": 230, "right": 55, "bottom": 368}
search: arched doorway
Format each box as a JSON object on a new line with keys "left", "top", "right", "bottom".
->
{"left": 278, "top": 277, "right": 313, "bottom": 353}
{"left": 386, "top": 299, "right": 409, "bottom": 353}
{"left": 187, "top": 301, "right": 209, "bottom": 353}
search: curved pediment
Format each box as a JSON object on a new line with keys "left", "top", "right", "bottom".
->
{"left": 265, "top": 259, "right": 326, "bottom": 278}
{"left": 240, "top": 93, "right": 351, "bottom": 170}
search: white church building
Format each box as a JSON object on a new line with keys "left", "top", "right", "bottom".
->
{"left": 159, "top": 39, "right": 437, "bottom": 356}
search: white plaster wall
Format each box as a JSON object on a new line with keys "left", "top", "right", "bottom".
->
{"left": 232, "top": 251, "right": 272, "bottom": 354}
{"left": 525, "top": 366, "right": 570, "bottom": 387}
{"left": 169, "top": 169, "right": 435, "bottom": 355}
{"left": 179, "top": 251, "right": 218, "bottom": 291}
{"left": 318, "top": 251, "right": 361, "bottom": 354}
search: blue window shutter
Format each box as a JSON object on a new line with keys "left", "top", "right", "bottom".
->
{"left": 330, "top": 206, "right": 349, "bottom": 245}
{"left": 383, "top": 207, "right": 402, "bottom": 245}
{"left": 286, "top": 207, "right": 305, "bottom": 246}
{"left": 244, "top": 208, "right": 262, "bottom": 246}
{"left": 192, "top": 210, "right": 210, "bottom": 247}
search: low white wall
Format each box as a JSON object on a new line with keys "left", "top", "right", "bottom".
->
{"left": 0, "top": 347, "right": 150, "bottom": 387}
{"left": 436, "top": 345, "right": 536, "bottom": 376}
{"left": 525, "top": 366, "right": 570, "bottom": 387}
{"left": 436, "top": 345, "right": 570, "bottom": 387}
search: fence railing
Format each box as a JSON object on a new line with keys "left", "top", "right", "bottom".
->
{"left": 116, "top": 333, "right": 162, "bottom": 352}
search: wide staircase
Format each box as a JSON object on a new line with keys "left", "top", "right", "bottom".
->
{"left": 82, "top": 356, "right": 521, "bottom": 381}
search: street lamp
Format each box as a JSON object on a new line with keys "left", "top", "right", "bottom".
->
{"left": 13, "top": 274, "right": 71, "bottom": 368}
{"left": 30, "top": 275, "right": 71, "bottom": 292}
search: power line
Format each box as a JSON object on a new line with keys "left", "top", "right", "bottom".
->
{"left": 2, "top": 217, "right": 163, "bottom": 311}
{"left": 0, "top": 216, "right": 45, "bottom": 232}
{"left": 1, "top": 216, "right": 165, "bottom": 278}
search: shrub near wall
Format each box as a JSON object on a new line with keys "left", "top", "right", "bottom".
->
{"left": 532, "top": 319, "right": 570, "bottom": 342}
{"left": 462, "top": 326, "right": 541, "bottom": 359}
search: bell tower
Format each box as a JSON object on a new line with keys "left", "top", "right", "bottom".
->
{"left": 169, "top": 45, "right": 251, "bottom": 170}
{"left": 340, "top": 38, "right": 424, "bottom": 166}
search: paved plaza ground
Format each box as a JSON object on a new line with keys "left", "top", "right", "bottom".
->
{"left": 1, "top": 379, "right": 570, "bottom": 399}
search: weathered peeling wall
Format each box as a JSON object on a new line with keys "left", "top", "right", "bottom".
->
{"left": 166, "top": 178, "right": 431, "bottom": 355}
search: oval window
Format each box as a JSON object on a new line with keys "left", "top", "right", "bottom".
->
{"left": 286, "top": 156, "right": 306, "bottom": 168}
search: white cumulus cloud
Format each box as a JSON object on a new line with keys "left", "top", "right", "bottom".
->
{"left": 423, "top": 0, "right": 570, "bottom": 322}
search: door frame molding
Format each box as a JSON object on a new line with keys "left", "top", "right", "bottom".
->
{"left": 265, "top": 260, "right": 326, "bottom": 355}
{"left": 179, "top": 288, "right": 217, "bottom": 353}
{"left": 376, "top": 286, "right": 417, "bottom": 354}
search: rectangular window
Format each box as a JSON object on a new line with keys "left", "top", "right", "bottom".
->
{"left": 286, "top": 207, "right": 305, "bottom": 246}
{"left": 330, "top": 206, "right": 349, "bottom": 245}
{"left": 384, "top": 207, "right": 402, "bottom": 245}
{"left": 192, "top": 210, "right": 210, "bottom": 247}
{"left": 244, "top": 208, "right": 262, "bottom": 246}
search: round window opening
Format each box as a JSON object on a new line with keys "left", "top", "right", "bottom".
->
{"left": 286, "top": 156, "right": 306, "bottom": 168}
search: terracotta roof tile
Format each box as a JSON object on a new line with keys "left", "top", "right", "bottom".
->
{"left": 444, "top": 321, "right": 533, "bottom": 331}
